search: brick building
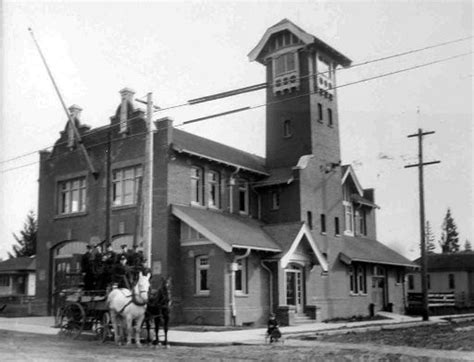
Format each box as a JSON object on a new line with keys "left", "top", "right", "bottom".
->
{"left": 36, "top": 19, "right": 415, "bottom": 325}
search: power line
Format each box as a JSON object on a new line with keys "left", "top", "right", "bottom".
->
{"left": 1, "top": 50, "right": 471, "bottom": 172}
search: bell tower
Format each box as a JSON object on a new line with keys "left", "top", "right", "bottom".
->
{"left": 248, "top": 19, "right": 351, "bottom": 169}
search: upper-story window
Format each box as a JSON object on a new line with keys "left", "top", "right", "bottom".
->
{"left": 238, "top": 180, "right": 249, "bottom": 214}
{"left": 335, "top": 217, "right": 340, "bottom": 236}
{"left": 342, "top": 185, "right": 354, "bottom": 235}
{"left": 355, "top": 209, "right": 367, "bottom": 236}
{"left": 317, "top": 56, "right": 332, "bottom": 79}
{"left": 327, "top": 108, "right": 333, "bottom": 127}
{"left": 58, "top": 177, "right": 87, "bottom": 215}
{"left": 112, "top": 165, "right": 142, "bottom": 206}
{"left": 274, "top": 53, "right": 296, "bottom": 76}
{"left": 318, "top": 103, "right": 323, "bottom": 122}
{"left": 307, "top": 211, "right": 313, "bottom": 230}
{"left": 283, "top": 120, "right": 292, "bottom": 137}
{"left": 191, "top": 167, "right": 203, "bottom": 205}
{"left": 320, "top": 214, "right": 326, "bottom": 233}
{"left": 207, "top": 171, "right": 220, "bottom": 208}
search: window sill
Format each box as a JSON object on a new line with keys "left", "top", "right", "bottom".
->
{"left": 235, "top": 292, "right": 248, "bottom": 298}
{"left": 350, "top": 292, "right": 368, "bottom": 297}
{"left": 54, "top": 212, "right": 87, "bottom": 220}
{"left": 239, "top": 211, "right": 249, "bottom": 216}
{"left": 194, "top": 292, "right": 210, "bottom": 297}
{"left": 191, "top": 202, "right": 205, "bottom": 209}
{"left": 112, "top": 204, "right": 137, "bottom": 211}
{"left": 320, "top": 232, "right": 327, "bottom": 235}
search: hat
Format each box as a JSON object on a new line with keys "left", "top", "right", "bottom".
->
{"left": 121, "top": 244, "right": 128, "bottom": 248}
{"left": 120, "top": 255, "right": 127, "bottom": 260}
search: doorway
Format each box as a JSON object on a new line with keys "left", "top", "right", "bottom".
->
{"left": 285, "top": 265, "right": 304, "bottom": 313}
{"left": 371, "top": 265, "right": 386, "bottom": 311}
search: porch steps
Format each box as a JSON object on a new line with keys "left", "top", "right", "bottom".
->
{"left": 293, "top": 314, "right": 315, "bottom": 324}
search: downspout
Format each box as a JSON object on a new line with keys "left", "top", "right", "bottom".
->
{"left": 230, "top": 248, "right": 250, "bottom": 326}
{"left": 261, "top": 260, "right": 273, "bottom": 314}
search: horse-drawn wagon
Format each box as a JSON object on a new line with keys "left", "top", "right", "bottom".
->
{"left": 55, "top": 288, "right": 113, "bottom": 341}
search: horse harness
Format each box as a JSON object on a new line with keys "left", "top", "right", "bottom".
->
{"left": 116, "top": 283, "right": 149, "bottom": 315}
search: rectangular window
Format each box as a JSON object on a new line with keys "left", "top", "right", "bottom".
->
{"left": 349, "top": 266, "right": 357, "bottom": 293}
{"left": 320, "top": 214, "right": 326, "bottom": 233}
{"left": 307, "top": 211, "right": 313, "bottom": 230}
{"left": 58, "top": 177, "right": 87, "bottom": 214}
{"left": 408, "top": 274, "right": 414, "bottom": 290}
{"left": 448, "top": 274, "right": 455, "bottom": 289}
{"left": 207, "top": 171, "right": 220, "bottom": 208}
{"left": 274, "top": 53, "right": 296, "bottom": 76}
{"left": 235, "top": 259, "right": 247, "bottom": 293}
{"left": 355, "top": 210, "right": 367, "bottom": 236}
{"left": 328, "top": 108, "right": 333, "bottom": 127}
{"left": 427, "top": 274, "right": 431, "bottom": 290}
{"left": 318, "top": 103, "right": 323, "bottom": 122}
{"left": 191, "top": 167, "right": 203, "bottom": 205}
{"left": 357, "top": 265, "right": 367, "bottom": 294}
{"left": 112, "top": 166, "right": 142, "bottom": 206}
{"left": 0, "top": 275, "right": 10, "bottom": 287}
{"left": 335, "top": 217, "right": 340, "bottom": 236}
{"left": 196, "top": 256, "right": 210, "bottom": 294}
{"left": 238, "top": 181, "right": 249, "bottom": 214}
{"left": 283, "top": 120, "right": 292, "bottom": 137}
{"left": 396, "top": 269, "right": 404, "bottom": 284}
{"left": 271, "top": 191, "right": 280, "bottom": 210}
{"left": 344, "top": 202, "right": 354, "bottom": 234}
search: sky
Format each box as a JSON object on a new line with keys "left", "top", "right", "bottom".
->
{"left": 0, "top": 0, "right": 472, "bottom": 261}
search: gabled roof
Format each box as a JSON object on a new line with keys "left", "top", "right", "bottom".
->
{"left": 262, "top": 222, "right": 328, "bottom": 271}
{"left": 413, "top": 252, "right": 474, "bottom": 272}
{"left": 172, "top": 128, "right": 268, "bottom": 176}
{"left": 171, "top": 204, "right": 281, "bottom": 252}
{"left": 341, "top": 164, "right": 363, "bottom": 196}
{"left": 339, "top": 236, "right": 416, "bottom": 268}
{"left": 0, "top": 256, "right": 36, "bottom": 272}
{"left": 248, "top": 18, "right": 351, "bottom": 67}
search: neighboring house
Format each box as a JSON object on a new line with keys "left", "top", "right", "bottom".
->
{"left": 407, "top": 253, "right": 474, "bottom": 307}
{"left": 36, "top": 19, "right": 416, "bottom": 325}
{"left": 0, "top": 256, "right": 36, "bottom": 297}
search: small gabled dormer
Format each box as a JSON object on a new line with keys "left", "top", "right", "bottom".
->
{"left": 341, "top": 165, "right": 379, "bottom": 238}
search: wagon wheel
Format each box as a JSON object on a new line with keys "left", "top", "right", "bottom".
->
{"left": 101, "top": 311, "right": 114, "bottom": 343}
{"left": 59, "top": 303, "right": 85, "bottom": 339}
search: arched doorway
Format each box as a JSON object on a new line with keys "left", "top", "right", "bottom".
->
{"left": 52, "top": 241, "right": 88, "bottom": 292}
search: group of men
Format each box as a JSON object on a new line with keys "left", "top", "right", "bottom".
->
{"left": 81, "top": 243, "right": 146, "bottom": 291}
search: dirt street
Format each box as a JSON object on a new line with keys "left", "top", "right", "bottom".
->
{"left": 2, "top": 329, "right": 474, "bottom": 361}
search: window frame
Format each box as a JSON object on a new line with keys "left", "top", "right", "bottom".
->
{"left": 349, "top": 263, "right": 367, "bottom": 295}
{"left": 448, "top": 273, "right": 455, "bottom": 289}
{"left": 307, "top": 211, "right": 313, "bottom": 230}
{"left": 327, "top": 108, "right": 333, "bottom": 127}
{"left": 335, "top": 217, "right": 340, "bottom": 236}
{"left": 0, "top": 275, "right": 10, "bottom": 287}
{"left": 112, "top": 165, "right": 142, "bottom": 207}
{"left": 343, "top": 201, "right": 354, "bottom": 235}
{"left": 283, "top": 119, "right": 292, "bottom": 138}
{"left": 196, "top": 255, "right": 210, "bottom": 295}
{"left": 320, "top": 214, "right": 326, "bottom": 234}
{"left": 207, "top": 170, "right": 220, "bottom": 208}
{"left": 274, "top": 52, "right": 297, "bottom": 76}
{"left": 317, "top": 103, "right": 323, "bottom": 122}
{"left": 191, "top": 166, "right": 204, "bottom": 206}
{"left": 271, "top": 190, "right": 280, "bottom": 210}
{"left": 238, "top": 180, "right": 249, "bottom": 215}
{"left": 57, "top": 176, "right": 87, "bottom": 215}
{"left": 234, "top": 258, "right": 248, "bottom": 294}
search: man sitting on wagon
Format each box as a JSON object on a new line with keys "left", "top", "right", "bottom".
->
{"left": 112, "top": 254, "right": 132, "bottom": 289}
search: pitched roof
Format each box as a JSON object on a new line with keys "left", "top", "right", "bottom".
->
{"left": 172, "top": 128, "right": 268, "bottom": 175}
{"left": 254, "top": 167, "right": 295, "bottom": 188}
{"left": 248, "top": 18, "right": 351, "bottom": 67}
{"left": 339, "top": 237, "right": 416, "bottom": 268}
{"left": 0, "top": 256, "right": 36, "bottom": 272}
{"left": 262, "top": 222, "right": 304, "bottom": 253}
{"left": 413, "top": 252, "right": 474, "bottom": 272}
{"left": 171, "top": 204, "right": 281, "bottom": 252}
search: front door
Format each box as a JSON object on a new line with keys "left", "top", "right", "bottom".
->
{"left": 286, "top": 265, "right": 303, "bottom": 313}
{"left": 371, "top": 265, "right": 386, "bottom": 311}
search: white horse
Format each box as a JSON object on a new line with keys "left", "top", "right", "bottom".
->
{"left": 107, "top": 271, "right": 151, "bottom": 346}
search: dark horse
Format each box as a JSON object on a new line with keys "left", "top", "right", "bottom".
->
{"left": 144, "top": 277, "right": 171, "bottom": 347}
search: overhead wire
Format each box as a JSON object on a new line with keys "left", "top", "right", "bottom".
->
{"left": 1, "top": 41, "right": 472, "bottom": 170}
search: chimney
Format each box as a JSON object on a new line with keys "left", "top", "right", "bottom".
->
{"left": 155, "top": 117, "right": 174, "bottom": 147}
{"left": 119, "top": 88, "right": 135, "bottom": 133}
{"left": 68, "top": 104, "right": 82, "bottom": 120}
{"left": 120, "top": 87, "right": 135, "bottom": 104}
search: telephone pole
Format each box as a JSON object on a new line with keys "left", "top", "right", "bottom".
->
{"left": 405, "top": 128, "right": 440, "bottom": 321}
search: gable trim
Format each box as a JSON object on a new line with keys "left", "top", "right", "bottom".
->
{"left": 341, "top": 165, "right": 363, "bottom": 196}
{"left": 280, "top": 223, "right": 328, "bottom": 271}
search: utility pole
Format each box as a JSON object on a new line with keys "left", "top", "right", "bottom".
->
{"left": 142, "top": 93, "right": 154, "bottom": 269}
{"left": 405, "top": 128, "right": 440, "bottom": 321}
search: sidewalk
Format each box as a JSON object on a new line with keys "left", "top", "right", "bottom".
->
{"left": 0, "top": 312, "right": 473, "bottom": 346}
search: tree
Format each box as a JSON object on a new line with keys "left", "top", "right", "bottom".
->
{"left": 464, "top": 239, "right": 472, "bottom": 252}
{"left": 8, "top": 210, "right": 37, "bottom": 258}
{"left": 439, "top": 208, "right": 460, "bottom": 253}
{"left": 424, "top": 220, "right": 436, "bottom": 253}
